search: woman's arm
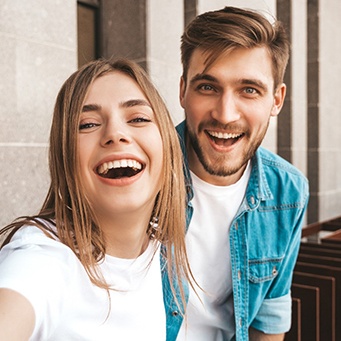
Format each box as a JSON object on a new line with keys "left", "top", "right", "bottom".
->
{"left": 0, "top": 288, "right": 35, "bottom": 341}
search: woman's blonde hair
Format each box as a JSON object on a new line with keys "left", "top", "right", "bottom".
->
{"left": 1, "top": 58, "right": 190, "bottom": 309}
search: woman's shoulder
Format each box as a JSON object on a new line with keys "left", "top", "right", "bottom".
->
{"left": 7, "top": 220, "right": 58, "bottom": 247}
{"left": 1, "top": 220, "right": 78, "bottom": 267}
{"left": 0, "top": 219, "right": 83, "bottom": 301}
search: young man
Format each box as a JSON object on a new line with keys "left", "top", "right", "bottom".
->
{"left": 175, "top": 6, "right": 309, "bottom": 341}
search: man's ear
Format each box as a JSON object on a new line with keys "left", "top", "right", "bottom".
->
{"left": 271, "top": 83, "right": 286, "bottom": 117}
{"left": 179, "top": 76, "right": 186, "bottom": 108}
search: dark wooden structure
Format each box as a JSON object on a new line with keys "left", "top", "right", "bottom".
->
{"left": 285, "top": 216, "right": 341, "bottom": 341}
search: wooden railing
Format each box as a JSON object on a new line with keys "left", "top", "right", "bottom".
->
{"left": 285, "top": 217, "right": 341, "bottom": 341}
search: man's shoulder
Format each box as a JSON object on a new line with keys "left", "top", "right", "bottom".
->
{"left": 175, "top": 120, "right": 186, "bottom": 136}
{"left": 175, "top": 120, "right": 189, "bottom": 160}
{"left": 248, "top": 148, "right": 310, "bottom": 216}
{"left": 254, "top": 147, "right": 309, "bottom": 201}
{"left": 256, "top": 147, "right": 307, "bottom": 182}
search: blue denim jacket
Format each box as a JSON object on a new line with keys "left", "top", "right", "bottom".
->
{"left": 161, "top": 121, "right": 309, "bottom": 341}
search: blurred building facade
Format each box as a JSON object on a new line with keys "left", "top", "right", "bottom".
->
{"left": 1, "top": 0, "right": 340, "bottom": 227}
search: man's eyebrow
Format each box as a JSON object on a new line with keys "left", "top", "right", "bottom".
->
{"left": 189, "top": 73, "right": 218, "bottom": 85}
{"left": 190, "top": 73, "right": 269, "bottom": 92}
{"left": 120, "top": 99, "right": 152, "bottom": 108}
{"left": 239, "top": 78, "right": 268, "bottom": 92}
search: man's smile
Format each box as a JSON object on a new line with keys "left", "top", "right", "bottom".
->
{"left": 206, "top": 130, "right": 244, "bottom": 147}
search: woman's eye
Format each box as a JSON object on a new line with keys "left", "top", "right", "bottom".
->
{"left": 79, "top": 122, "right": 100, "bottom": 130}
{"left": 129, "top": 116, "right": 152, "bottom": 123}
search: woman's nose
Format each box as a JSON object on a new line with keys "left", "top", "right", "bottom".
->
{"left": 101, "top": 123, "right": 131, "bottom": 146}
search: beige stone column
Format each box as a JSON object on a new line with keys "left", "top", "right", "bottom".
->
{"left": 0, "top": 0, "right": 77, "bottom": 227}
{"left": 317, "top": 0, "right": 341, "bottom": 221}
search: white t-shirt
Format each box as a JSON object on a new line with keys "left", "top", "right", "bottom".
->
{"left": 177, "top": 162, "right": 251, "bottom": 340}
{"left": 0, "top": 225, "right": 166, "bottom": 340}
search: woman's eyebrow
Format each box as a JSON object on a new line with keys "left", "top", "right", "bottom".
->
{"left": 82, "top": 103, "right": 101, "bottom": 112}
{"left": 81, "top": 99, "right": 151, "bottom": 113}
{"left": 120, "top": 99, "right": 152, "bottom": 108}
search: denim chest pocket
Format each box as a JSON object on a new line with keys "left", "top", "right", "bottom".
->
{"left": 248, "top": 257, "right": 284, "bottom": 283}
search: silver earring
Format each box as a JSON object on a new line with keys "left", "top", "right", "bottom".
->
{"left": 147, "top": 216, "right": 159, "bottom": 240}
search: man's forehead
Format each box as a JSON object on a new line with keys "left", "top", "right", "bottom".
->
{"left": 187, "top": 47, "right": 242, "bottom": 77}
{"left": 186, "top": 46, "right": 275, "bottom": 91}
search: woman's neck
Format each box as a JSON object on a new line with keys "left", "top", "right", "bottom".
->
{"left": 100, "top": 212, "right": 152, "bottom": 259}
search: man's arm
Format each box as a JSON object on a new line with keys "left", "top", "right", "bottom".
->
{"left": 0, "top": 288, "right": 35, "bottom": 341}
{"left": 249, "top": 327, "right": 284, "bottom": 341}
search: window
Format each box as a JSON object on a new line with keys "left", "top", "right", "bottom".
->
{"left": 77, "top": 0, "right": 99, "bottom": 67}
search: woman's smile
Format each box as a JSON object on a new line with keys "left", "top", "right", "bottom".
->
{"left": 78, "top": 71, "right": 163, "bottom": 219}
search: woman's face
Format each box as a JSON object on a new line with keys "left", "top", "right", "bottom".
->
{"left": 77, "top": 71, "right": 163, "bottom": 225}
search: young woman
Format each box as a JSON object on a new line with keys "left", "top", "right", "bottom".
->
{"left": 0, "top": 59, "right": 192, "bottom": 341}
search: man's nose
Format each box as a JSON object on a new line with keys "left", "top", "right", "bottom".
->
{"left": 211, "top": 93, "right": 241, "bottom": 124}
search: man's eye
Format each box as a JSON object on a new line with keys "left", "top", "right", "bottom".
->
{"left": 244, "top": 88, "right": 257, "bottom": 94}
{"left": 198, "top": 84, "right": 215, "bottom": 91}
{"left": 79, "top": 122, "right": 100, "bottom": 130}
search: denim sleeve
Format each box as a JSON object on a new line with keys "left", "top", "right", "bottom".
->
{"left": 250, "top": 181, "right": 309, "bottom": 334}
{"left": 250, "top": 292, "right": 291, "bottom": 333}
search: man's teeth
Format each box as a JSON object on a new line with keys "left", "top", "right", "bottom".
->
{"left": 97, "top": 159, "right": 142, "bottom": 175}
{"left": 208, "top": 131, "right": 242, "bottom": 139}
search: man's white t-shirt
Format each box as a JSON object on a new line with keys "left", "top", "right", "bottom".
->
{"left": 0, "top": 225, "right": 166, "bottom": 340}
{"left": 177, "top": 162, "right": 251, "bottom": 340}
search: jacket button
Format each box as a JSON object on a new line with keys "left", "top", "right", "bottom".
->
{"left": 172, "top": 311, "right": 179, "bottom": 316}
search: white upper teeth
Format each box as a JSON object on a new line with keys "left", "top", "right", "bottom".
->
{"left": 208, "top": 131, "right": 242, "bottom": 139}
{"left": 97, "top": 159, "right": 142, "bottom": 175}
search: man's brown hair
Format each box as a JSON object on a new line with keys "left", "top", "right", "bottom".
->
{"left": 181, "top": 6, "right": 290, "bottom": 91}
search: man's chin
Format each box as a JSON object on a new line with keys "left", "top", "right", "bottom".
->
{"left": 203, "top": 164, "right": 242, "bottom": 177}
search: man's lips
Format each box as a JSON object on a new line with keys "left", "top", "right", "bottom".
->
{"left": 96, "top": 158, "right": 144, "bottom": 179}
{"left": 206, "top": 130, "right": 244, "bottom": 147}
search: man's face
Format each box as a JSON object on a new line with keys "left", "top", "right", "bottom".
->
{"left": 180, "top": 47, "right": 286, "bottom": 186}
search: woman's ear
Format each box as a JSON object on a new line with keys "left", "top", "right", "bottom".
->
{"left": 271, "top": 83, "right": 286, "bottom": 117}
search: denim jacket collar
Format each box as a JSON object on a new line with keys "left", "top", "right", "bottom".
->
{"left": 176, "top": 121, "right": 193, "bottom": 204}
